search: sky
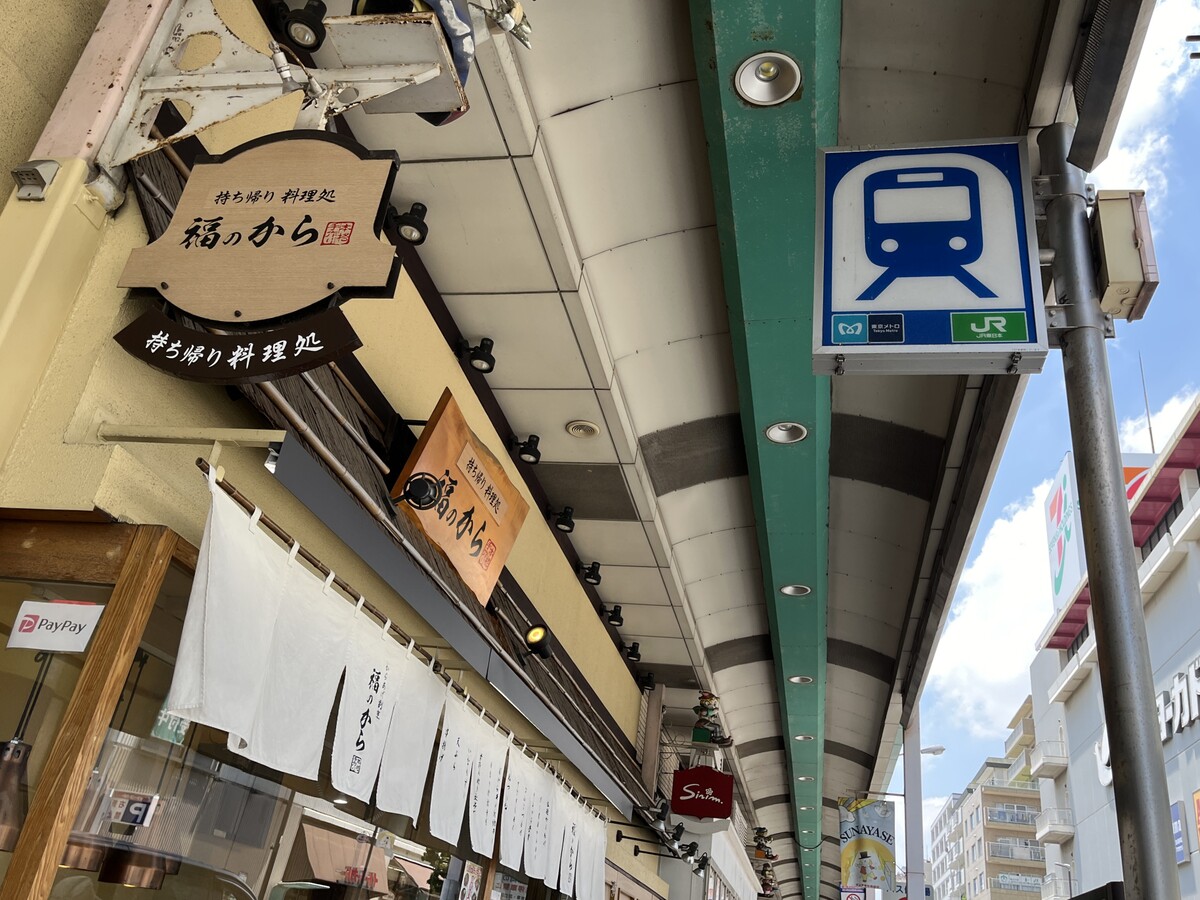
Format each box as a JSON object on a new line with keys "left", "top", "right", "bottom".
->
{"left": 886, "top": 0, "right": 1200, "bottom": 870}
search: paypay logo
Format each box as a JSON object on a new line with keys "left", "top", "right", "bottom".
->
{"left": 17, "top": 615, "right": 38, "bottom": 633}
{"left": 21, "top": 615, "right": 88, "bottom": 635}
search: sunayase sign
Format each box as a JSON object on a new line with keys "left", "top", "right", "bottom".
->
{"left": 7, "top": 600, "right": 104, "bottom": 652}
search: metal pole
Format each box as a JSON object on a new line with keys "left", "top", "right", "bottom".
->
{"left": 904, "top": 707, "right": 925, "bottom": 900}
{"left": 1038, "top": 121, "right": 1180, "bottom": 900}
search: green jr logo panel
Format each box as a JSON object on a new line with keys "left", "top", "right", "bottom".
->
{"left": 950, "top": 311, "right": 1029, "bottom": 343}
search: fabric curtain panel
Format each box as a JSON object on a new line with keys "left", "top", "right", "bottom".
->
{"left": 428, "top": 692, "right": 480, "bottom": 845}
{"left": 558, "top": 800, "right": 582, "bottom": 896}
{"left": 376, "top": 656, "right": 447, "bottom": 818}
{"left": 164, "top": 479, "right": 287, "bottom": 736}
{"left": 468, "top": 721, "right": 509, "bottom": 855}
{"left": 230, "top": 561, "right": 353, "bottom": 778}
{"left": 522, "top": 763, "right": 556, "bottom": 879}
{"left": 498, "top": 746, "right": 533, "bottom": 869}
{"left": 331, "top": 615, "right": 414, "bottom": 801}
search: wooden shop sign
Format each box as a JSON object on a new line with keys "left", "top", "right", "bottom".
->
{"left": 116, "top": 130, "right": 399, "bottom": 383}
{"left": 391, "top": 389, "right": 529, "bottom": 605}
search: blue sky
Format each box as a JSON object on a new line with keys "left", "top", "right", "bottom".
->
{"left": 886, "top": 0, "right": 1200, "bottom": 864}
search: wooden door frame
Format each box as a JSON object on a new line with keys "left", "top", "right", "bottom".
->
{"left": 0, "top": 516, "right": 196, "bottom": 900}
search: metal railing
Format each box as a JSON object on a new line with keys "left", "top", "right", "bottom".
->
{"left": 987, "top": 841, "right": 1045, "bottom": 862}
{"left": 1031, "top": 741, "right": 1067, "bottom": 769}
{"left": 981, "top": 776, "right": 1039, "bottom": 791}
{"left": 986, "top": 807, "right": 1038, "bottom": 826}
{"left": 990, "top": 875, "right": 1042, "bottom": 894}
{"left": 1041, "top": 875, "right": 1071, "bottom": 900}
{"left": 1005, "top": 718, "right": 1036, "bottom": 755}
{"left": 1035, "top": 807, "right": 1075, "bottom": 832}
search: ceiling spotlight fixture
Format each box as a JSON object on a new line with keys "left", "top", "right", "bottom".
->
{"left": 779, "top": 583, "right": 812, "bottom": 597}
{"left": 764, "top": 421, "right": 808, "bottom": 444}
{"left": 580, "top": 561, "right": 602, "bottom": 586}
{"left": 274, "top": 0, "right": 328, "bottom": 51}
{"left": 637, "top": 672, "right": 655, "bottom": 692}
{"left": 788, "top": 675, "right": 815, "bottom": 685}
{"left": 524, "top": 623, "right": 553, "bottom": 659}
{"left": 796, "top": 775, "right": 814, "bottom": 782}
{"left": 625, "top": 641, "right": 641, "bottom": 663}
{"left": 512, "top": 434, "right": 541, "bottom": 465}
{"left": 553, "top": 506, "right": 575, "bottom": 533}
{"left": 798, "top": 805, "right": 814, "bottom": 811}
{"left": 607, "top": 604, "right": 624, "bottom": 627}
{"left": 794, "top": 734, "right": 814, "bottom": 742}
{"left": 800, "top": 829, "right": 813, "bottom": 834}
{"left": 734, "top": 51, "right": 803, "bottom": 107}
{"left": 456, "top": 337, "right": 496, "bottom": 374}
{"left": 670, "top": 823, "right": 685, "bottom": 843}
{"left": 651, "top": 799, "right": 670, "bottom": 831}
{"left": 332, "top": 796, "right": 350, "bottom": 806}
{"left": 394, "top": 201, "right": 428, "bottom": 244}
{"left": 565, "top": 419, "right": 601, "bottom": 439}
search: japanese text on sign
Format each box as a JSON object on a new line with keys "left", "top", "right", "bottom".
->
{"left": 457, "top": 444, "right": 508, "bottom": 524}
{"left": 212, "top": 187, "right": 337, "bottom": 205}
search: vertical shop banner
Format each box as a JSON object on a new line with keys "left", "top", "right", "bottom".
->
{"left": 838, "top": 797, "right": 898, "bottom": 890}
{"left": 468, "top": 722, "right": 509, "bottom": 855}
{"left": 523, "top": 764, "right": 556, "bottom": 879}
{"left": 392, "top": 389, "right": 530, "bottom": 605}
{"left": 430, "top": 695, "right": 481, "bottom": 845}
{"left": 377, "top": 657, "right": 447, "bottom": 819}
{"left": 331, "top": 616, "right": 412, "bottom": 801}
{"left": 1172, "top": 801, "right": 1189, "bottom": 864}
{"left": 499, "top": 746, "right": 533, "bottom": 869}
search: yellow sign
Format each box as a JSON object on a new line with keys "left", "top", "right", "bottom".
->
{"left": 392, "top": 390, "right": 529, "bottom": 605}
{"left": 838, "top": 797, "right": 897, "bottom": 891}
{"left": 119, "top": 131, "right": 399, "bottom": 324}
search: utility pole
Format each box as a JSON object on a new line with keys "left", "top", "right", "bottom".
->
{"left": 904, "top": 708, "right": 925, "bottom": 900}
{"left": 1038, "top": 121, "right": 1180, "bottom": 900}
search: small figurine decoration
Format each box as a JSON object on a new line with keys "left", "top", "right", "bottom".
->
{"left": 691, "top": 690, "right": 733, "bottom": 747}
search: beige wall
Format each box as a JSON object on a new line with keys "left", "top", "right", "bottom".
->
{"left": 0, "top": 0, "right": 109, "bottom": 188}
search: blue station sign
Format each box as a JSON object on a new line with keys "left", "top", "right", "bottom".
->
{"left": 813, "top": 138, "right": 1046, "bottom": 374}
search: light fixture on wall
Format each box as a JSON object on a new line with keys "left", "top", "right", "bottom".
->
{"left": 692, "top": 853, "right": 709, "bottom": 876}
{"left": 637, "top": 672, "right": 655, "bottom": 692}
{"left": 606, "top": 604, "right": 623, "bottom": 627}
{"left": 734, "top": 52, "right": 802, "bottom": 107}
{"left": 456, "top": 338, "right": 496, "bottom": 374}
{"left": 272, "top": 0, "right": 328, "bottom": 51}
{"left": 512, "top": 434, "right": 541, "bottom": 464}
{"left": 393, "top": 202, "right": 429, "bottom": 245}
{"left": 524, "top": 623, "right": 553, "bottom": 659}
{"left": 624, "top": 642, "right": 641, "bottom": 663}
{"left": 552, "top": 506, "right": 575, "bottom": 533}
{"left": 580, "top": 561, "right": 602, "bottom": 586}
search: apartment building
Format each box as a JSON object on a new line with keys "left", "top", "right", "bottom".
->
{"left": 929, "top": 699, "right": 1047, "bottom": 900}
{"left": 1029, "top": 400, "right": 1200, "bottom": 899}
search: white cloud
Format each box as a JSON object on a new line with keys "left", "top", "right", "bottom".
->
{"left": 1091, "top": 0, "right": 1200, "bottom": 204}
{"left": 1119, "top": 386, "right": 1199, "bottom": 452}
{"left": 892, "top": 793, "right": 951, "bottom": 881}
{"left": 926, "top": 484, "right": 1054, "bottom": 739}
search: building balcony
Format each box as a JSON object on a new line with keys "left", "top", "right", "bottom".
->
{"left": 1035, "top": 808, "right": 1075, "bottom": 844}
{"left": 986, "top": 807, "right": 1038, "bottom": 827}
{"left": 987, "top": 841, "right": 1046, "bottom": 864}
{"left": 1048, "top": 631, "right": 1097, "bottom": 704}
{"left": 1008, "top": 749, "right": 1031, "bottom": 781}
{"left": 980, "top": 776, "right": 1039, "bottom": 793}
{"left": 1041, "top": 875, "right": 1072, "bottom": 900}
{"left": 1030, "top": 741, "right": 1069, "bottom": 779}
{"left": 1005, "top": 717, "right": 1036, "bottom": 756}
{"left": 990, "top": 875, "right": 1042, "bottom": 895}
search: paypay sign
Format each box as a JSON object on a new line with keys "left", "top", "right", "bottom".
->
{"left": 813, "top": 138, "right": 1046, "bottom": 375}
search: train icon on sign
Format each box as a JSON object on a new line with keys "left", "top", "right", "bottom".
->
{"left": 858, "top": 166, "right": 996, "bottom": 301}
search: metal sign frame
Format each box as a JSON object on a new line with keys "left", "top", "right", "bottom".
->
{"left": 813, "top": 137, "right": 1046, "bottom": 375}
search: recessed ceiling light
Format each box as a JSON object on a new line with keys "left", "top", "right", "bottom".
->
{"left": 333, "top": 796, "right": 349, "bottom": 805}
{"left": 788, "top": 675, "right": 815, "bottom": 684}
{"left": 798, "top": 805, "right": 814, "bottom": 811}
{"left": 779, "top": 584, "right": 811, "bottom": 597}
{"left": 734, "top": 52, "right": 803, "bottom": 107}
{"left": 794, "top": 734, "right": 814, "bottom": 741}
{"left": 566, "top": 419, "right": 601, "bottom": 439}
{"left": 796, "top": 776, "right": 814, "bottom": 782}
{"left": 764, "top": 421, "right": 808, "bottom": 444}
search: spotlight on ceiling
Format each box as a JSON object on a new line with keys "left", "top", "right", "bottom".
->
{"left": 553, "top": 505, "right": 575, "bottom": 533}
{"left": 524, "top": 623, "right": 553, "bottom": 659}
{"left": 692, "top": 853, "right": 709, "bottom": 876}
{"left": 734, "top": 52, "right": 802, "bottom": 107}
{"left": 764, "top": 421, "right": 808, "bottom": 444}
{"left": 607, "top": 604, "right": 624, "bottom": 627}
{"left": 274, "top": 0, "right": 328, "bottom": 51}
{"left": 637, "top": 671, "right": 655, "bottom": 693}
{"left": 624, "top": 641, "right": 641, "bottom": 663}
{"left": 651, "top": 799, "right": 670, "bottom": 831}
{"left": 512, "top": 434, "right": 541, "bottom": 465}
{"left": 456, "top": 338, "right": 496, "bottom": 374}
{"left": 580, "top": 561, "right": 602, "bottom": 586}
{"left": 394, "top": 201, "right": 428, "bottom": 244}
{"left": 779, "top": 583, "right": 812, "bottom": 597}
{"left": 670, "top": 823, "right": 685, "bottom": 843}
{"left": 788, "top": 675, "right": 815, "bottom": 684}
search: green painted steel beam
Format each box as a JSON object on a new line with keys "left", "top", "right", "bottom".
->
{"left": 689, "top": 4, "right": 840, "bottom": 897}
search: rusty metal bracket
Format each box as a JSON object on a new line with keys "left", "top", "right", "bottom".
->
{"left": 98, "top": 0, "right": 462, "bottom": 168}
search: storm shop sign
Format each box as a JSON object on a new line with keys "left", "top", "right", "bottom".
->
{"left": 115, "top": 131, "right": 400, "bottom": 384}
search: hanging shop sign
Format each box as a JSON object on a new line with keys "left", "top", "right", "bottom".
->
{"left": 6, "top": 599, "right": 104, "bottom": 652}
{"left": 671, "top": 765, "right": 734, "bottom": 819}
{"left": 1172, "top": 801, "right": 1189, "bottom": 864}
{"left": 115, "top": 130, "right": 400, "bottom": 384}
{"left": 838, "top": 797, "right": 897, "bottom": 891}
{"left": 813, "top": 138, "right": 1045, "bottom": 375}
{"left": 392, "top": 389, "right": 530, "bottom": 605}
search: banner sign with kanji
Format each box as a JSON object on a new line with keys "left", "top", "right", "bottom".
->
{"left": 115, "top": 130, "right": 398, "bottom": 384}
{"left": 392, "top": 389, "right": 530, "bottom": 605}
{"left": 671, "top": 765, "right": 734, "bottom": 819}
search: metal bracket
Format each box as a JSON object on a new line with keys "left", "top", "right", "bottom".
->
{"left": 10, "top": 160, "right": 60, "bottom": 201}
{"left": 1031, "top": 176, "right": 1097, "bottom": 219}
{"left": 1045, "top": 304, "right": 1116, "bottom": 346}
{"left": 97, "top": 0, "right": 462, "bottom": 168}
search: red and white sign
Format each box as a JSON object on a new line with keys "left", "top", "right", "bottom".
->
{"left": 7, "top": 600, "right": 104, "bottom": 652}
{"left": 671, "top": 765, "right": 734, "bottom": 819}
